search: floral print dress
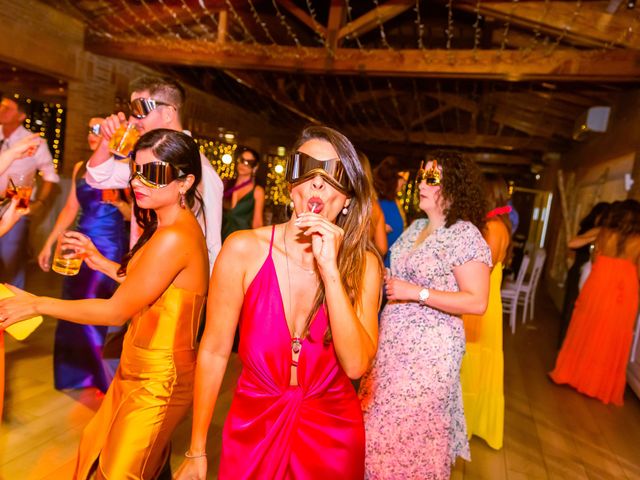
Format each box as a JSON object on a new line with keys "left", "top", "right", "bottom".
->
{"left": 359, "top": 219, "right": 491, "bottom": 480}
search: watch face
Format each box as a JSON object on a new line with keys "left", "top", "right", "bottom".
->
{"left": 419, "top": 289, "right": 429, "bottom": 302}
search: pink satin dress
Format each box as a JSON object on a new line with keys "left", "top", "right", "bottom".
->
{"left": 219, "top": 226, "right": 365, "bottom": 479}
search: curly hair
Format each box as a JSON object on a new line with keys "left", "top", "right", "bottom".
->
{"left": 430, "top": 150, "right": 487, "bottom": 231}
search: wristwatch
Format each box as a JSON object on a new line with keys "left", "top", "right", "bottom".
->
{"left": 418, "top": 288, "right": 430, "bottom": 304}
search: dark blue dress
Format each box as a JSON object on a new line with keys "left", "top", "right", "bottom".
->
{"left": 54, "top": 165, "right": 128, "bottom": 393}
{"left": 378, "top": 199, "right": 404, "bottom": 268}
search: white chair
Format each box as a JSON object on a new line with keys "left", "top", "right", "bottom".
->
{"left": 519, "top": 249, "right": 547, "bottom": 324}
{"left": 501, "top": 254, "right": 530, "bottom": 334}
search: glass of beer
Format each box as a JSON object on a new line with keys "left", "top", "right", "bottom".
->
{"left": 52, "top": 231, "right": 83, "bottom": 276}
{"left": 108, "top": 123, "right": 140, "bottom": 158}
{"left": 6, "top": 173, "right": 35, "bottom": 209}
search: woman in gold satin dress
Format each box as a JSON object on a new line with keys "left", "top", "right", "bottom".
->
{"left": 0, "top": 129, "right": 209, "bottom": 479}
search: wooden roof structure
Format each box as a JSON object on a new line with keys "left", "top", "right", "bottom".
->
{"left": 54, "top": 0, "right": 640, "bottom": 174}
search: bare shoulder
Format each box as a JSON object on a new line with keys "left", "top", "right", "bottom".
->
{"left": 364, "top": 250, "right": 384, "bottom": 279}
{"left": 221, "top": 225, "right": 274, "bottom": 260}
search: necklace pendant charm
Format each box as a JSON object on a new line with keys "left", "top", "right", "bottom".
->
{"left": 291, "top": 337, "right": 302, "bottom": 354}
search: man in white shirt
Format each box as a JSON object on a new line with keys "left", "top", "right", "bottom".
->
{"left": 86, "top": 76, "right": 223, "bottom": 272}
{"left": 0, "top": 97, "right": 60, "bottom": 288}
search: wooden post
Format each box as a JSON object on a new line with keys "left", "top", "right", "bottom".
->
{"left": 218, "top": 10, "right": 227, "bottom": 44}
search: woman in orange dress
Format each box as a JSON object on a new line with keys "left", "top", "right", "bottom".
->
{"left": 550, "top": 199, "right": 640, "bottom": 405}
{"left": 0, "top": 129, "right": 209, "bottom": 478}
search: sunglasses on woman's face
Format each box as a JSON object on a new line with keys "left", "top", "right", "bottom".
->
{"left": 417, "top": 160, "right": 441, "bottom": 186}
{"left": 285, "top": 151, "right": 352, "bottom": 193}
{"left": 129, "top": 98, "right": 175, "bottom": 119}
{"left": 129, "top": 160, "right": 185, "bottom": 189}
{"left": 237, "top": 156, "right": 257, "bottom": 167}
{"left": 88, "top": 124, "right": 101, "bottom": 136}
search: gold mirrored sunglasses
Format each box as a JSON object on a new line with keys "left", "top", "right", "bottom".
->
{"left": 417, "top": 159, "right": 441, "bottom": 186}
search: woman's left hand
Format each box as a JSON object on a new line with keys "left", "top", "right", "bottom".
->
{"left": 0, "top": 284, "right": 38, "bottom": 330}
{"left": 385, "top": 276, "right": 419, "bottom": 302}
{"left": 294, "top": 212, "right": 344, "bottom": 274}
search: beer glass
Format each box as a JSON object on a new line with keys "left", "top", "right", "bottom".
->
{"left": 108, "top": 123, "right": 140, "bottom": 158}
{"left": 52, "top": 231, "right": 83, "bottom": 276}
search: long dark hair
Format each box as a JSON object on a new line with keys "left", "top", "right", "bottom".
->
{"left": 430, "top": 150, "right": 487, "bottom": 231}
{"left": 373, "top": 156, "right": 401, "bottom": 201}
{"left": 579, "top": 201, "right": 610, "bottom": 234}
{"left": 117, "top": 129, "right": 203, "bottom": 276}
{"left": 602, "top": 199, "right": 640, "bottom": 255}
{"left": 291, "top": 126, "right": 382, "bottom": 342}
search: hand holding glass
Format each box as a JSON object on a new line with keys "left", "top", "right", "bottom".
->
{"left": 108, "top": 123, "right": 140, "bottom": 158}
{"left": 6, "top": 173, "right": 35, "bottom": 209}
{"left": 52, "top": 231, "right": 84, "bottom": 276}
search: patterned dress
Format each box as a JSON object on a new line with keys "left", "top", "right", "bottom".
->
{"left": 359, "top": 219, "right": 491, "bottom": 479}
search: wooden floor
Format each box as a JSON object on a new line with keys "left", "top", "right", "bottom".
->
{"left": 1, "top": 265, "right": 639, "bottom": 479}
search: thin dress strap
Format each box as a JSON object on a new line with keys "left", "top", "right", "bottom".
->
{"left": 268, "top": 224, "right": 276, "bottom": 256}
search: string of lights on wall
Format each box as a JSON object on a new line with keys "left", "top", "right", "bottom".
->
{"left": 12, "top": 93, "right": 65, "bottom": 171}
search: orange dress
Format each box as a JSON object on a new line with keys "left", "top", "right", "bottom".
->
{"left": 74, "top": 284, "right": 205, "bottom": 479}
{"left": 0, "top": 331, "right": 4, "bottom": 421}
{"left": 550, "top": 255, "right": 639, "bottom": 405}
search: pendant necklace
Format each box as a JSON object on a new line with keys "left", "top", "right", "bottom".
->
{"left": 283, "top": 222, "right": 304, "bottom": 355}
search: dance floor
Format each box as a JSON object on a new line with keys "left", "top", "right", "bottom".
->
{"left": 1, "top": 264, "right": 639, "bottom": 479}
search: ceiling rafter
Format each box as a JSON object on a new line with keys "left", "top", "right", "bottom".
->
{"left": 456, "top": 1, "right": 640, "bottom": 50}
{"left": 354, "top": 127, "right": 560, "bottom": 151}
{"left": 275, "top": 0, "right": 327, "bottom": 39}
{"left": 223, "top": 70, "right": 321, "bottom": 125}
{"left": 337, "top": 0, "right": 414, "bottom": 41}
{"left": 86, "top": 38, "right": 640, "bottom": 81}
{"left": 327, "top": 0, "right": 347, "bottom": 51}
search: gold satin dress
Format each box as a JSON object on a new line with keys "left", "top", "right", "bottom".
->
{"left": 74, "top": 284, "right": 205, "bottom": 479}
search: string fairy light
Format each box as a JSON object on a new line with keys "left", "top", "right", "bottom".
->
{"left": 303, "top": 0, "right": 329, "bottom": 47}
{"left": 247, "top": 0, "right": 278, "bottom": 45}
{"left": 271, "top": 0, "right": 309, "bottom": 59}
{"left": 371, "top": 0, "right": 393, "bottom": 50}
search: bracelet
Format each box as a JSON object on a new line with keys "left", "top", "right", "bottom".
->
{"left": 184, "top": 451, "right": 207, "bottom": 459}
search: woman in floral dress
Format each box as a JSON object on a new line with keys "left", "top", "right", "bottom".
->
{"left": 359, "top": 151, "right": 492, "bottom": 479}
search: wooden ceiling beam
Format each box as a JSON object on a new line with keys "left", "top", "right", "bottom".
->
{"left": 275, "top": 0, "right": 327, "bottom": 39}
{"left": 337, "top": 0, "right": 414, "bottom": 41}
{"left": 491, "top": 108, "right": 572, "bottom": 138}
{"left": 410, "top": 104, "right": 453, "bottom": 129}
{"left": 327, "top": 0, "right": 347, "bottom": 51}
{"left": 351, "top": 126, "right": 560, "bottom": 151}
{"left": 466, "top": 152, "right": 533, "bottom": 166}
{"left": 222, "top": 70, "right": 321, "bottom": 125}
{"left": 485, "top": 92, "right": 584, "bottom": 120}
{"left": 86, "top": 38, "right": 640, "bottom": 81}
{"left": 457, "top": 1, "right": 640, "bottom": 50}
{"left": 425, "top": 93, "right": 478, "bottom": 114}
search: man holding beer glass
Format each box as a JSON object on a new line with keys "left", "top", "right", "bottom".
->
{"left": 82, "top": 76, "right": 223, "bottom": 272}
{"left": 0, "top": 96, "right": 59, "bottom": 288}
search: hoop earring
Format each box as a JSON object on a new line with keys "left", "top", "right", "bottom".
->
{"left": 180, "top": 192, "right": 186, "bottom": 209}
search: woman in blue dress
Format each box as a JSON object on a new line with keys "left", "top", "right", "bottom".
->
{"left": 373, "top": 156, "right": 407, "bottom": 268}
{"left": 38, "top": 117, "right": 128, "bottom": 393}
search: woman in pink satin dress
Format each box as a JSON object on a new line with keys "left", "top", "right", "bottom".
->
{"left": 175, "top": 126, "right": 383, "bottom": 480}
